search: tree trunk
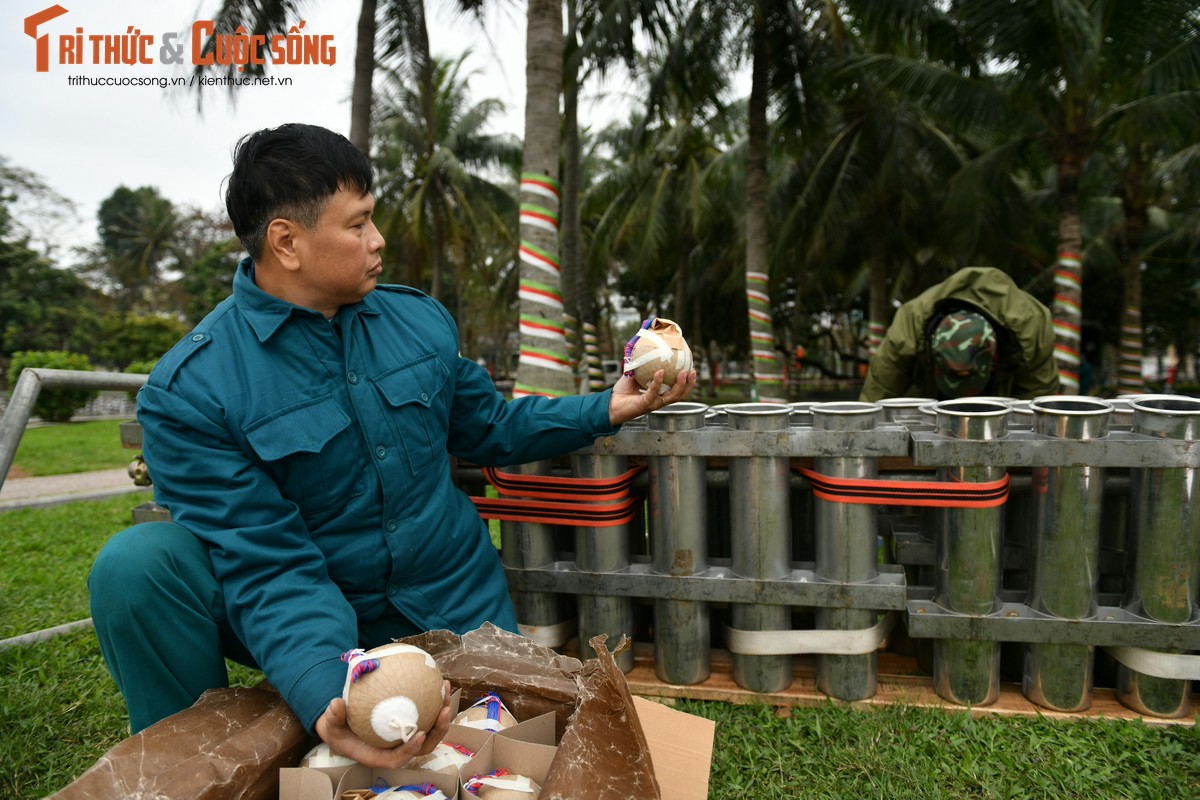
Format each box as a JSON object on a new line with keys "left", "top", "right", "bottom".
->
{"left": 430, "top": 201, "right": 445, "bottom": 302}
{"left": 867, "top": 239, "right": 889, "bottom": 360}
{"left": 514, "top": 0, "right": 571, "bottom": 399}
{"left": 348, "top": 0, "right": 378, "bottom": 153}
{"left": 1118, "top": 204, "right": 1149, "bottom": 394}
{"left": 1052, "top": 156, "right": 1085, "bottom": 394}
{"left": 562, "top": 3, "right": 587, "bottom": 391}
{"left": 745, "top": 4, "right": 783, "bottom": 402}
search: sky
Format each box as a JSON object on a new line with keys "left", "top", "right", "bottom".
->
{"left": 2, "top": 1, "right": 627, "bottom": 261}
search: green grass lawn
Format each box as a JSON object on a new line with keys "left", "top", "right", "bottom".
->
{"left": 7, "top": 419, "right": 134, "bottom": 478}
{"left": 3, "top": 456, "right": 1199, "bottom": 798}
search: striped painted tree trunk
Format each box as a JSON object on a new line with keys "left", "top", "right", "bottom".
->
{"left": 583, "top": 321, "right": 605, "bottom": 392}
{"left": 1052, "top": 253, "right": 1083, "bottom": 394}
{"left": 1051, "top": 157, "right": 1086, "bottom": 395}
{"left": 744, "top": 7, "right": 784, "bottom": 404}
{"left": 514, "top": 174, "right": 573, "bottom": 398}
{"left": 746, "top": 271, "right": 785, "bottom": 402}
{"left": 1118, "top": 304, "right": 1144, "bottom": 394}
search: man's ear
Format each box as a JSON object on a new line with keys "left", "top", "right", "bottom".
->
{"left": 264, "top": 218, "right": 303, "bottom": 272}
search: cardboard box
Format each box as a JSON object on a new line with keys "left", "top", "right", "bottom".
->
{"left": 409, "top": 724, "right": 492, "bottom": 775}
{"left": 405, "top": 625, "right": 714, "bottom": 799}
{"left": 460, "top": 735, "right": 558, "bottom": 794}
{"left": 280, "top": 765, "right": 459, "bottom": 799}
{"left": 633, "top": 697, "right": 716, "bottom": 800}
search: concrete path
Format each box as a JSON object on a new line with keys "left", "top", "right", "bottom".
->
{"left": 0, "top": 467, "right": 150, "bottom": 511}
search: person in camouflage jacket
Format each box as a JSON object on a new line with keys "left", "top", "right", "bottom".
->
{"left": 859, "top": 267, "right": 1060, "bottom": 402}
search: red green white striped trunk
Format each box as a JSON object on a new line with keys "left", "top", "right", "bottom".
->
{"left": 514, "top": 173, "right": 573, "bottom": 398}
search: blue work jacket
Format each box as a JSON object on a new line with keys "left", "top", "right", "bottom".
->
{"left": 138, "top": 258, "right": 617, "bottom": 731}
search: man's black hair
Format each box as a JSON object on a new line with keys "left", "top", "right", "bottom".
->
{"left": 224, "top": 123, "right": 373, "bottom": 261}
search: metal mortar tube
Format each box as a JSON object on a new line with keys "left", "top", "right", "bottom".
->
{"left": 1118, "top": 395, "right": 1200, "bottom": 718}
{"left": 878, "top": 397, "right": 935, "bottom": 425}
{"left": 932, "top": 399, "right": 1010, "bottom": 706}
{"left": 571, "top": 451, "right": 635, "bottom": 672}
{"left": 727, "top": 402, "right": 793, "bottom": 692}
{"left": 500, "top": 460, "right": 571, "bottom": 646}
{"left": 1023, "top": 396, "right": 1113, "bottom": 712}
{"left": 648, "top": 402, "right": 711, "bottom": 685}
{"left": 812, "top": 401, "right": 884, "bottom": 700}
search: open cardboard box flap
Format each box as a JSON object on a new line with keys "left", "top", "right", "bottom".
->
{"left": 633, "top": 696, "right": 716, "bottom": 800}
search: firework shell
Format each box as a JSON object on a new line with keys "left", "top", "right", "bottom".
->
{"left": 472, "top": 772, "right": 542, "bottom": 799}
{"left": 411, "top": 740, "right": 476, "bottom": 775}
{"left": 343, "top": 643, "right": 445, "bottom": 749}
{"left": 626, "top": 318, "right": 693, "bottom": 393}
{"left": 452, "top": 693, "right": 517, "bottom": 732}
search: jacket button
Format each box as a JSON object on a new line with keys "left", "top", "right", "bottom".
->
{"left": 375, "top": 445, "right": 387, "bottom": 459}
{"left": 386, "top": 519, "right": 397, "bottom": 532}
{"left": 347, "top": 371, "right": 358, "bottom": 384}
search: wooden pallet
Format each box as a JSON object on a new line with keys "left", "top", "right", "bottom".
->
{"left": 619, "top": 644, "right": 1194, "bottom": 726}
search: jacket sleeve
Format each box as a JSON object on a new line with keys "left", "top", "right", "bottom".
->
{"left": 427, "top": 303, "right": 620, "bottom": 464}
{"left": 859, "top": 305, "right": 923, "bottom": 402}
{"left": 1010, "top": 304, "right": 1061, "bottom": 399}
{"left": 138, "top": 382, "right": 355, "bottom": 734}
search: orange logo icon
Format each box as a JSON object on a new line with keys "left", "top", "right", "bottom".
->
{"left": 24, "top": 4, "right": 68, "bottom": 72}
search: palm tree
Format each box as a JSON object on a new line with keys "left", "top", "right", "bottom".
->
{"left": 92, "top": 186, "right": 180, "bottom": 313}
{"left": 371, "top": 53, "right": 520, "bottom": 313}
{"left": 650, "top": 0, "right": 838, "bottom": 402}
{"left": 513, "top": 0, "right": 573, "bottom": 400}
{"left": 857, "top": 0, "right": 1200, "bottom": 393}
{"left": 1093, "top": 134, "right": 1200, "bottom": 394}
{"left": 587, "top": 43, "right": 739, "bottom": 351}
{"left": 773, "top": 2, "right": 968, "bottom": 366}
{"left": 561, "top": 0, "right": 679, "bottom": 390}
{"left": 193, "top": 0, "right": 478, "bottom": 152}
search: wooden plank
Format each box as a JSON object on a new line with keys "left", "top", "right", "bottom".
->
{"left": 621, "top": 644, "right": 1193, "bottom": 727}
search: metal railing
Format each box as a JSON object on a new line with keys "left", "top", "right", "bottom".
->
{"left": 0, "top": 368, "right": 148, "bottom": 650}
{"left": 0, "top": 368, "right": 148, "bottom": 496}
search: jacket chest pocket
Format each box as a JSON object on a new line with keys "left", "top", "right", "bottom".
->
{"left": 373, "top": 354, "right": 450, "bottom": 475}
{"left": 243, "top": 395, "right": 363, "bottom": 515}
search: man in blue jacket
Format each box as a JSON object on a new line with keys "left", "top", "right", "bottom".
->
{"left": 88, "top": 123, "right": 695, "bottom": 767}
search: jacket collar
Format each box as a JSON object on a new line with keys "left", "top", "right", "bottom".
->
{"left": 233, "top": 257, "right": 379, "bottom": 342}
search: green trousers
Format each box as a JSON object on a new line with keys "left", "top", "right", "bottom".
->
{"left": 88, "top": 522, "right": 421, "bottom": 734}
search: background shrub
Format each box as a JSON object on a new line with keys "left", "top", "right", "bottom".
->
{"left": 123, "top": 358, "right": 158, "bottom": 402}
{"left": 6, "top": 351, "right": 98, "bottom": 423}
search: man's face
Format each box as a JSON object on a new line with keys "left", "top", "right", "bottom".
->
{"left": 292, "top": 186, "right": 385, "bottom": 315}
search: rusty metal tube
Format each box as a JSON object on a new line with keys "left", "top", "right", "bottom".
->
{"left": 727, "top": 403, "right": 793, "bottom": 692}
{"left": 1023, "top": 396, "right": 1112, "bottom": 712}
{"left": 572, "top": 451, "right": 635, "bottom": 671}
{"left": 1118, "top": 395, "right": 1200, "bottom": 718}
{"left": 500, "top": 460, "right": 572, "bottom": 647}
{"left": 648, "top": 402, "right": 711, "bottom": 685}
{"left": 932, "top": 399, "right": 1009, "bottom": 706}
{"left": 812, "top": 401, "right": 883, "bottom": 701}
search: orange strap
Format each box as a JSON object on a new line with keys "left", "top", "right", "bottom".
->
{"left": 481, "top": 465, "right": 643, "bottom": 502}
{"left": 793, "top": 467, "right": 1010, "bottom": 508}
{"left": 469, "top": 465, "right": 646, "bottom": 528}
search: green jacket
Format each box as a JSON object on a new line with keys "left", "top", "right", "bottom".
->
{"left": 859, "top": 267, "right": 1060, "bottom": 402}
